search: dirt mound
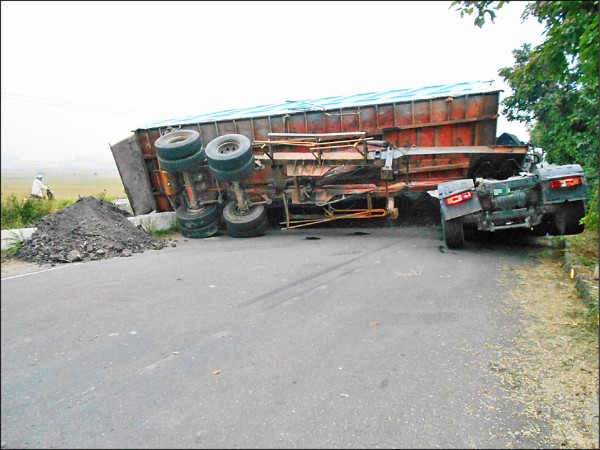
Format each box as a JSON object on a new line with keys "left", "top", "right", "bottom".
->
{"left": 16, "top": 196, "right": 166, "bottom": 265}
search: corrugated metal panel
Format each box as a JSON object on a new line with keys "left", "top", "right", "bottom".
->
{"left": 140, "top": 80, "right": 499, "bottom": 129}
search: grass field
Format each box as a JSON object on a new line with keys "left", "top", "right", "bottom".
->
{"left": 1, "top": 170, "right": 127, "bottom": 201}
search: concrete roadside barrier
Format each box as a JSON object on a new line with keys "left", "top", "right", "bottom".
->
{"left": 1, "top": 228, "right": 36, "bottom": 250}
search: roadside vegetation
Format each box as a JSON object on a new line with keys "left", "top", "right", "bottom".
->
{"left": 0, "top": 192, "right": 116, "bottom": 230}
{"left": 139, "top": 220, "right": 181, "bottom": 238}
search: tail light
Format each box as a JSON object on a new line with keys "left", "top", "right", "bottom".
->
{"left": 549, "top": 177, "right": 583, "bottom": 189}
{"left": 444, "top": 190, "right": 472, "bottom": 206}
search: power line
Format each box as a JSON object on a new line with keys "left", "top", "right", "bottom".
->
{"left": 1, "top": 91, "right": 170, "bottom": 117}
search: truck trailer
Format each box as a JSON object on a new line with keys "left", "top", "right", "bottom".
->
{"left": 109, "top": 80, "right": 587, "bottom": 247}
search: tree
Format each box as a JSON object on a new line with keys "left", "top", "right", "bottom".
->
{"left": 451, "top": 0, "right": 599, "bottom": 230}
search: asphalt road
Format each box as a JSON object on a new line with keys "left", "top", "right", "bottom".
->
{"left": 1, "top": 224, "right": 550, "bottom": 449}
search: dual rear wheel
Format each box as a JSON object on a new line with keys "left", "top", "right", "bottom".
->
{"left": 162, "top": 133, "right": 264, "bottom": 239}
{"left": 205, "top": 134, "right": 256, "bottom": 182}
{"left": 177, "top": 201, "right": 268, "bottom": 239}
{"left": 176, "top": 204, "right": 219, "bottom": 239}
{"left": 155, "top": 130, "right": 206, "bottom": 173}
{"left": 222, "top": 201, "right": 267, "bottom": 238}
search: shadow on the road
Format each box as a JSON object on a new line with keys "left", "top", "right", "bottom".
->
{"left": 466, "top": 228, "right": 556, "bottom": 251}
{"left": 262, "top": 191, "right": 557, "bottom": 253}
{"left": 266, "top": 191, "right": 441, "bottom": 229}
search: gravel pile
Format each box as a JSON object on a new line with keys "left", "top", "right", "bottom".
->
{"left": 16, "top": 196, "right": 167, "bottom": 265}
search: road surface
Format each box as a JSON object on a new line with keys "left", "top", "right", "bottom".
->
{"left": 1, "top": 224, "right": 550, "bottom": 448}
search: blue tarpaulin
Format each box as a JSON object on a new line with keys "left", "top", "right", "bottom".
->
{"left": 140, "top": 80, "right": 500, "bottom": 129}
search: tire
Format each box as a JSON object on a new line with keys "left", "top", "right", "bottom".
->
{"left": 529, "top": 223, "right": 549, "bottom": 236}
{"left": 180, "top": 221, "right": 219, "bottom": 239}
{"left": 470, "top": 159, "right": 494, "bottom": 179}
{"left": 222, "top": 200, "right": 267, "bottom": 233}
{"left": 529, "top": 215, "right": 552, "bottom": 236}
{"left": 227, "top": 216, "right": 268, "bottom": 238}
{"left": 176, "top": 204, "right": 218, "bottom": 229}
{"left": 549, "top": 201, "right": 585, "bottom": 236}
{"left": 463, "top": 223, "right": 476, "bottom": 241}
{"left": 155, "top": 129, "right": 202, "bottom": 160}
{"left": 443, "top": 217, "right": 464, "bottom": 248}
{"left": 158, "top": 147, "right": 206, "bottom": 173}
{"left": 205, "top": 134, "right": 254, "bottom": 171}
{"left": 208, "top": 156, "right": 255, "bottom": 182}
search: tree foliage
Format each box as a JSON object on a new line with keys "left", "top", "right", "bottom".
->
{"left": 450, "top": 0, "right": 599, "bottom": 230}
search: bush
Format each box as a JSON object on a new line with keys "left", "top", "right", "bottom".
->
{"left": 1, "top": 194, "right": 72, "bottom": 230}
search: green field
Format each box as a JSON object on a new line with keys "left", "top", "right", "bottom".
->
{"left": 1, "top": 170, "right": 127, "bottom": 201}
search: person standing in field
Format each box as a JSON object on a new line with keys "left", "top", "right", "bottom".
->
{"left": 30, "top": 174, "right": 51, "bottom": 200}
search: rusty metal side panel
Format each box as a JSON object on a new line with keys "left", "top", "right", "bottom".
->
{"left": 217, "top": 121, "right": 238, "bottom": 136}
{"left": 139, "top": 92, "right": 499, "bottom": 149}
{"left": 199, "top": 123, "right": 219, "bottom": 146}
{"left": 235, "top": 119, "right": 255, "bottom": 142}
{"left": 109, "top": 134, "right": 157, "bottom": 215}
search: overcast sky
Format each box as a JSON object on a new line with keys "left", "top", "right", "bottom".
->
{"left": 1, "top": 1, "right": 546, "bottom": 172}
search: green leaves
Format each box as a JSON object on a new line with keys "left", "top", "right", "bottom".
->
{"left": 450, "top": 0, "right": 503, "bottom": 27}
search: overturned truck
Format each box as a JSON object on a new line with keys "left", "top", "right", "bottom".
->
{"left": 110, "top": 80, "right": 588, "bottom": 247}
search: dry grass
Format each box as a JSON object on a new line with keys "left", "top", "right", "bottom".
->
{"left": 496, "top": 251, "right": 599, "bottom": 449}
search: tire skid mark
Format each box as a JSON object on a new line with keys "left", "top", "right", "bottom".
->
{"left": 238, "top": 235, "right": 418, "bottom": 309}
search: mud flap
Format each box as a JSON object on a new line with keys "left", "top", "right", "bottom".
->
{"left": 438, "top": 179, "right": 482, "bottom": 221}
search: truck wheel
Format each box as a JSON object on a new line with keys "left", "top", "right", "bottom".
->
{"left": 529, "top": 222, "right": 549, "bottom": 237}
{"left": 463, "top": 224, "right": 476, "bottom": 241}
{"left": 180, "top": 221, "right": 219, "bottom": 239}
{"left": 222, "top": 200, "right": 267, "bottom": 233}
{"left": 176, "top": 204, "right": 218, "bottom": 229}
{"left": 157, "top": 147, "right": 206, "bottom": 173}
{"left": 155, "top": 130, "right": 202, "bottom": 160}
{"left": 443, "top": 218, "right": 464, "bottom": 248}
{"left": 227, "top": 217, "right": 268, "bottom": 238}
{"left": 205, "top": 134, "right": 254, "bottom": 171}
{"left": 208, "top": 156, "right": 256, "bottom": 182}
{"left": 470, "top": 159, "right": 494, "bottom": 179}
{"left": 550, "top": 201, "right": 585, "bottom": 235}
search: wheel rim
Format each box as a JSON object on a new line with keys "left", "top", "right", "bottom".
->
{"left": 216, "top": 141, "right": 240, "bottom": 155}
{"left": 233, "top": 205, "right": 253, "bottom": 217}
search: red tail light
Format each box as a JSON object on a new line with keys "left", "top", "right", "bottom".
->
{"left": 549, "top": 177, "right": 583, "bottom": 189}
{"left": 444, "top": 190, "right": 472, "bottom": 206}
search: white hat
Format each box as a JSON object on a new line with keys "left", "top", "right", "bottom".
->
{"left": 36, "top": 174, "right": 43, "bottom": 179}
